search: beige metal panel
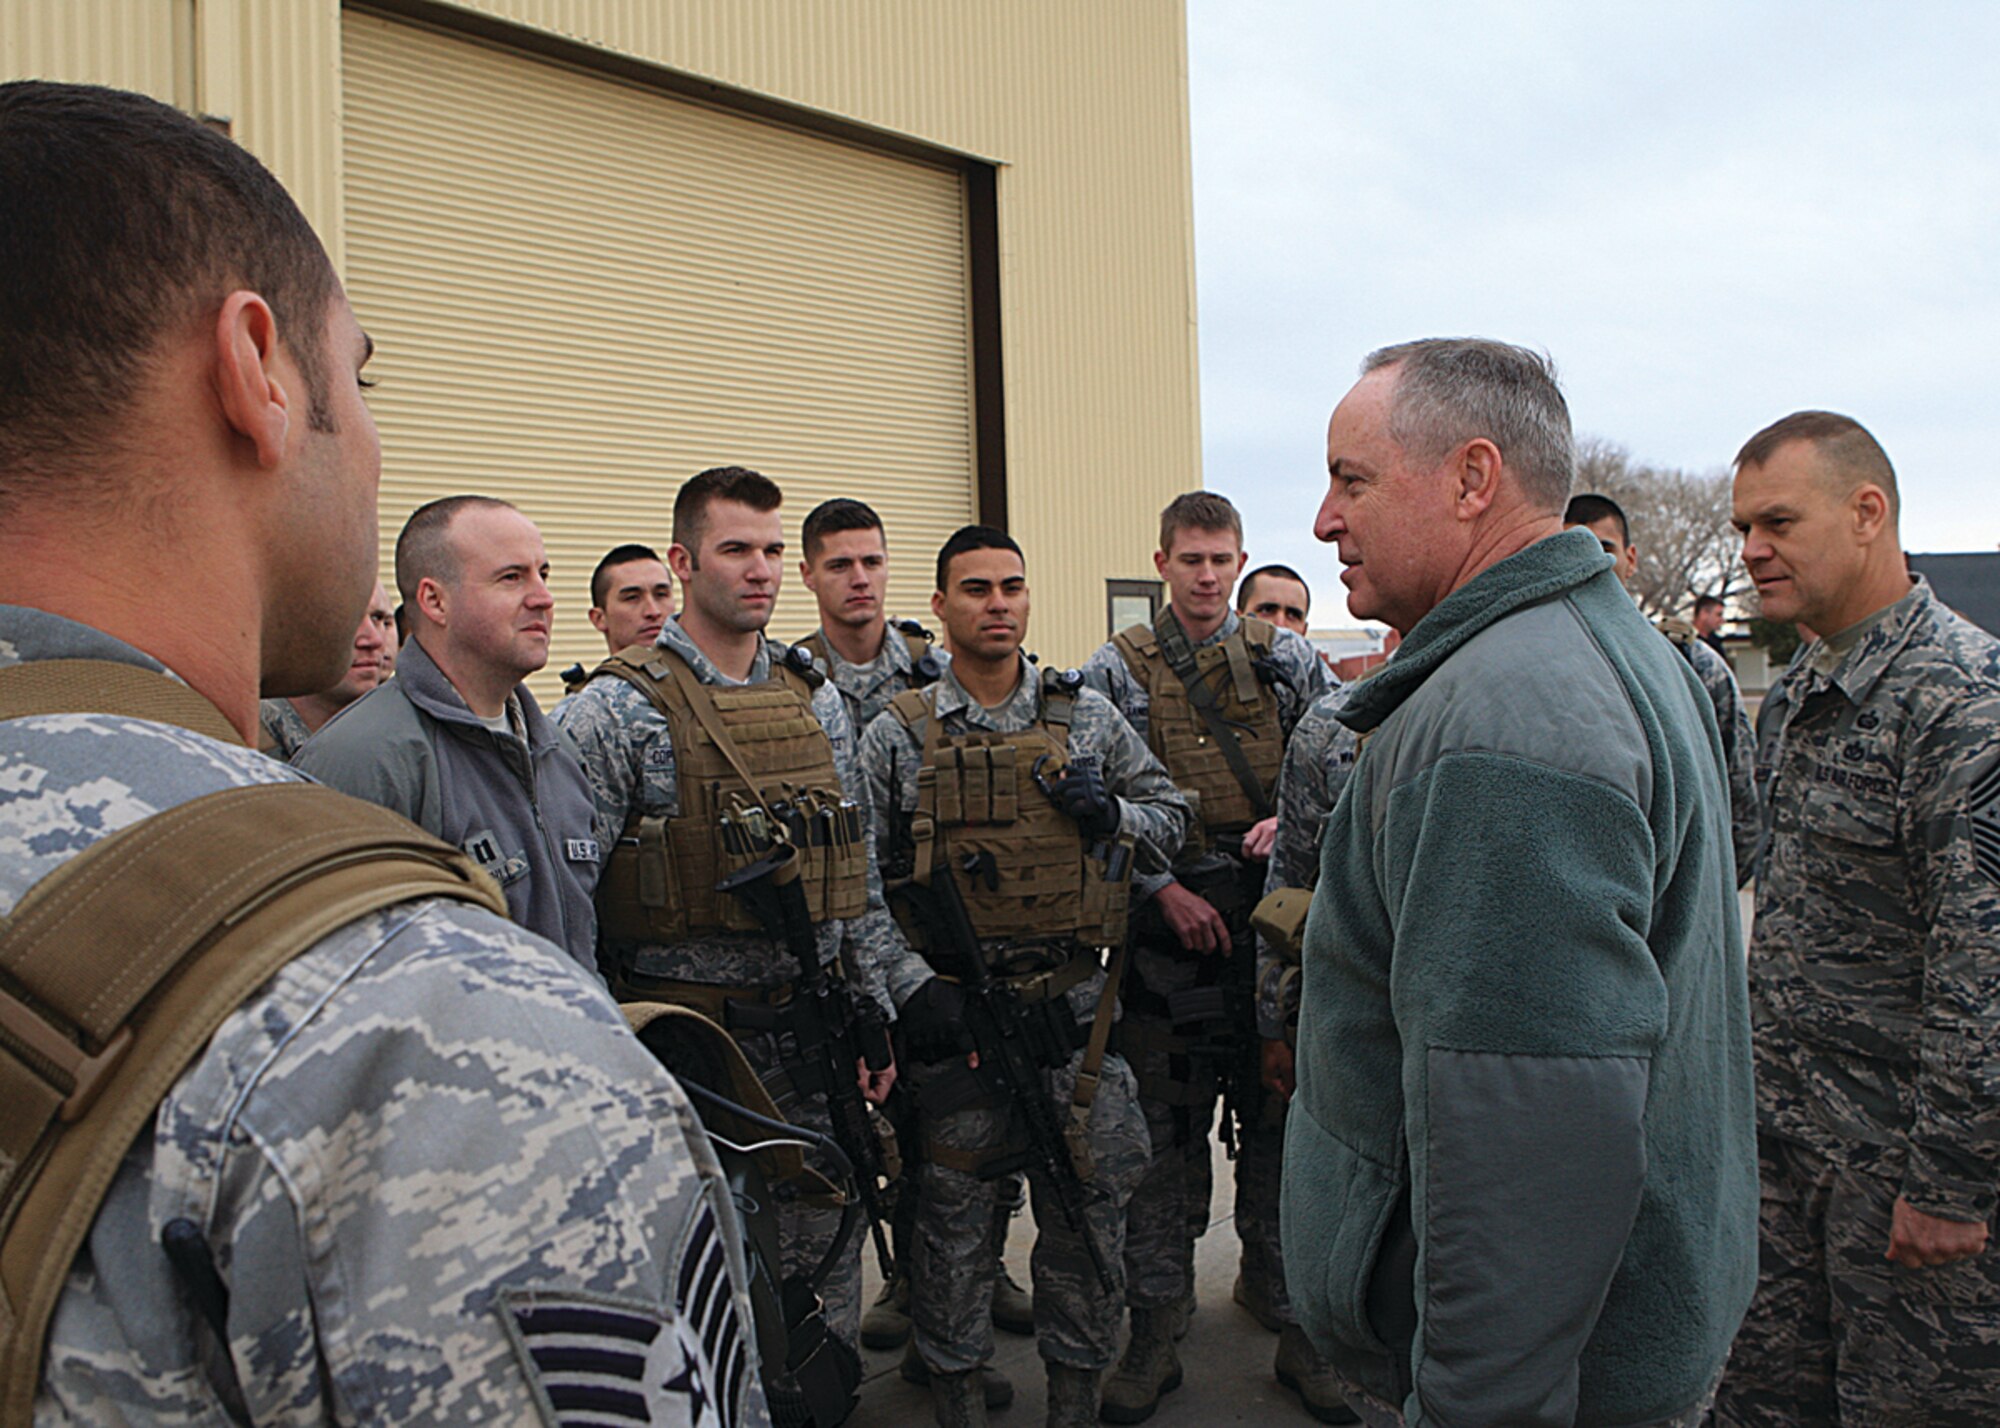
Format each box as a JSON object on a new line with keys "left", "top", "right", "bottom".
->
{"left": 393, "top": 0, "right": 1201, "bottom": 667}
{"left": 0, "top": 0, "right": 187, "bottom": 103}
{"left": 233, "top": 0, "right": 346, "bottom": 266}
{"left": 341, "top": 11, "right": 976, "bottom": 709}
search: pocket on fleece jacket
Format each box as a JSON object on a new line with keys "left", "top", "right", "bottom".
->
{"left": 1282, "top": 1100, "right": 1406, "bottom": 1359}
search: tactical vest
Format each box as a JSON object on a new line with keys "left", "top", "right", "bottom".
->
{"left": 590, "top": 643, "right": 868, "bottom": 944}
{"left": 1111, "top": 613, "right": 1284, "bottom": 839}
{"left": 888, "top": 669, "right": 1131, "bottom": 956}
{"left": 795, "top": 620, "right": 943, "bottom": 689}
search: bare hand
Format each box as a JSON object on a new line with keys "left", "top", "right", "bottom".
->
{"left": 1261, "top": 1039, "right": 1295, "bottom": 1101}
{"left": 1886, "top": 1197, "right": 1990, "bottom": 1268}
{"left": 857, "top": 1054, "right": 898, "bottom": 1106}
{"left": 1153, "top": 880, "right": 1232, "bottom": 954}
{"left": 1242, "top": 817, "right": 1278, "bottom": 861}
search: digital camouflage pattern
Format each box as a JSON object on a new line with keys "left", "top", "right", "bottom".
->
{"left": 1081, "top": 610, "right": 1329, "bottom": 1312}
{"left": 1717, "top": 577, "right": 2000, "bottom": 1425}
{"left": 555, "top": 615, "right": 930, "bottom": 1358}
{"left": 1685, "top": 633, "right": 1762, "bottom": 885}
{"left": 2, "top": 606, "right": 766, "bottom": 1427}
{"left": 1714, "top": 1136, "right": 2000, "bottom": 1427}
{"left": 858, "top": 655, "right": 1185, "bottom": 1372}
{"left": 800, "top": 619, "right": 946, "bottom": 733}
{"left": 255, "top": 698, "right": 312, "bottom": 762}
{"left": 1257, "top": 687, "right": 1360, "bottom": 1042}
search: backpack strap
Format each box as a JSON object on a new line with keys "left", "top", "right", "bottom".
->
{"left": 0, "top": 659, "right": 243, "bottom": 745}
{"left": 0, "top": 782, "right": 505, "bottom": 1418}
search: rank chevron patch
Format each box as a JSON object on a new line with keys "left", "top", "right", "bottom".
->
{"left": 1971, "top": 758, "right": 2000, "bottom": 885}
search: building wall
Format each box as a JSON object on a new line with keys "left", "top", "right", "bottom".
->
{"left": 4, "top": 0, "right": 1201, "bottom": 680}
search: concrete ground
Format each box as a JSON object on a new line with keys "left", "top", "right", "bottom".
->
{"left": 848, "top": 1133, "right": 1317, "bottom": 1428}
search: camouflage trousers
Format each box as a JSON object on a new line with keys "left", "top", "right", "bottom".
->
{"left": 1120, "top": 1006, "right": 1221, "bottom": 1311}
{"left": 909, "top": 1048, "right": 1148, "bottom": 1374}
{"left": 738, "top": 1027, "right": 862, "bottom": 1355}
{"left": 1234, "top": 1088, "right": 1291, "bottom": 1320}
{"left": 1713, "top": 1132, "right": 2000, "bottom": 1427}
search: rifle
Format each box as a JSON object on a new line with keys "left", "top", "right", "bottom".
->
{"left": 896, "top": 848, "right": 1117, "bottom": 1295}
{"left": 716, "top": 802, "right": 897, "bottom": 1283}
{"left": 1151, "top": 845, "right": 1263, "bottom": 1159}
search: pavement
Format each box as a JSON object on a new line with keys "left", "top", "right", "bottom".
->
{"left": 848, "top": 1132, "right": 1322, "bottom": 1428}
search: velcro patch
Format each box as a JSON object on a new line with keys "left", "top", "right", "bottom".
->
{"left": 566, "top": 837, "right": 602, "bottom": 863}
{"left": 1971, "top": 759, "right": 2000, "bottom": 885}
{"left": 501, "top": 1288, "right": 739, "bottom": 1428}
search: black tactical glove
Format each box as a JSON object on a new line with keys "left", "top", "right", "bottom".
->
{"left": 897, "top": 975, "right": 974, "bottom": 1064}
{"left": 1046, "top": 758, "right": 1121, "bottom": 842}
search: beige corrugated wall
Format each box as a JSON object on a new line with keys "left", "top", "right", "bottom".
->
{"left": 341, "top": 11, "right": 977, "bottom": 706}
{"left": 4, "top": 0, "right": 1200, "bottom": 673}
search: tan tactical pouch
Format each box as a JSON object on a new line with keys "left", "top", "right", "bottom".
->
{"left": 592, "top": 646, "right": 867, "bottom": 943}
{"left": 0, "top": 660, "right": 505, "bottom": 1423}
{"left": 889, "top": 674, "right": 1132, "bottom": 954}
{"left": 1250, "top": 886, "right": 1313, "bottom": 963}
{"left": 1112, "top": 618, "right": 1283, "bottom": 839}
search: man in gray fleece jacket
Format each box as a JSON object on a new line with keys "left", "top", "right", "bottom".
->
{"left": 296, "top": 496, "right": 602, "bottom": 976}
{"left": 1281, "top": 339, "right": 1757, "bottom": 1427}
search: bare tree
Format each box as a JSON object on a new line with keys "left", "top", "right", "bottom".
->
{"left": 1573, "top": 437, "right": 1746, "bottom": 622}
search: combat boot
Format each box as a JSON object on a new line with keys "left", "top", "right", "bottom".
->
{"left": 1046, "top": 1363, "right": 1099, "bottom": 1428}
{"left": 901, "top": 1343, "right": 1016, "bottom": 1409}
{"left": 861, "top": 1270, "right": 911, "bottom": 1350}
{"left": 1232, "top": 1269, "right": 1285, "bottom": 1334}
{"left": 930, "top": 1369, "right": 991, "bottom": 1428}
{"left": 991, "top": 1264, "right": 1035, "bottom": 1336}
{"left": 1165, "top": 1284, "right": 1195, "bottom": 1341}
{"left": 1275, "top": 1323, "right": 1359, "bottom": 1425}
{"left": 1096, "top": 1308, "right": 1182, "bottom": 1424}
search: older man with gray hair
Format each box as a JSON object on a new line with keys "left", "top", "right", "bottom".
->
{"left": 1280, "top": 339, "right": 1757, "bottom": 1427}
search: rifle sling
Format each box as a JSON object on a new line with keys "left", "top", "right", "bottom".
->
{"left": 1063, "top": 939, "right": 1129, "bottom": 1182}
{"left": 1152, "top": 609, "right": 1274, "bottom": 822}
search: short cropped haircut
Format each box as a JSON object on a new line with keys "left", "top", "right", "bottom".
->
{"left": 1565, "top": 493, "right": 1630, "bottom": 546}
{"left": 1238, "top": 563, "right": 1311, "bottom": 611}
{"left": 591, "top": 543, "right": 664, "bottom": 608}
{"left": 936, "top": 525, "right": 1024, "bottom": 591}
{"left": 673, "top": 466, "right": 782, "bottom": 555}
{"left": 1362, "top": 339, "right": 1575, "bottom": 513}
{"left": 1734, "top": 410, "right": 1899, "bottom": 522}
{"left": 802, "top": 498, "right": 886, "bottom": 563}
{"left": 1694, "top": 594, "right": 1724, "bottom": 616}
{"left": 395, "top": 495, "right": 517, "bottom": 605}
{"left": 1159, "top": 491, "right": 1243, "bottom": 553}
{"left": 0, "top": 81, "right": 340, "bottom": 505}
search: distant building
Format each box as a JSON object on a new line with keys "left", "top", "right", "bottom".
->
{"left": 1310, "top": 627, "right": 1398, "bottom": 682}
{"left": 1908, "top": 552, "right": 2000, "bottom": 636}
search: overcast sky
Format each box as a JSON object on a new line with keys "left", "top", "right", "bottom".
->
{"left": 1187, "top": 1, "right": 2000, "bottom": 627}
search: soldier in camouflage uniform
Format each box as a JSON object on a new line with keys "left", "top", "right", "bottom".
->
{"left": 1079, "top": 492, "right": 1330, "bottom": 1422}
{"left": 1713, "top": 412, "right": 2000, "bottom": 1427}
{"left": 790, "top": 497, "right": 1038, "bottom": 1369}
{"left": 2, "top": 81, "right": 765, "bottom": 1426}
{"left": 859, "top": 525, "right": 1187, "bottom": 1428}
{"left": 1566, "top": 494, "right": 1761, "bottom": 883}
{"left": 255, "top": 578, "right": 393, "bottom": 759}
{"left": 556, "top": 468, "right": 928, "bottom": 1387}
{"left": 1250, "top": 686, "right": 1360, "bottom": 1422}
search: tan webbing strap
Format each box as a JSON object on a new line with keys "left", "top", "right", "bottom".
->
{"left": 1063, "top": 940, "right": 1128, "bottom": 1182}
{"left": 0, "top": 660, "right": 243, "bottom": 745}
{"left": 0, "top": 785, "right": 504, "bottom": 1419}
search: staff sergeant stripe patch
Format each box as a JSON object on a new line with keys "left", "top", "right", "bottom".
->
{"left": 1971, "top": 759, "right": 2000, "bottom": 884}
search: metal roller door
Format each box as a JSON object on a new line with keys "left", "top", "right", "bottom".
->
{"left": 341, "top": 10, "right": 977, "bottom": 704}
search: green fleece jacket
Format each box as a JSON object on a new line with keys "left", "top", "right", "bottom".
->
{"left": 1281, "top": 529, "right": 1757, "bottom": 1427}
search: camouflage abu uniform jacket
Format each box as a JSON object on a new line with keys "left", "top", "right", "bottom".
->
{"left": 1256, "top": 686, "right": 1360, "bottom": 1041}
{"left": 857, "top": 654, "right": 1192, "bottom": 1015}
{"left": 798, "top": 619, "right": 948, "bottom": 733}
{"left": 555, "top": 616, "right": 927, "bottom": 1017}
{"left": 1683, "top": 634, "right": 1761, "bottom": 885}
{"left": 255, "top": 697, "right": 312, "bottom": 761}
{"left": 1752, "top": 576, "right": 2000, "bottom": 1223}
{"left": 2, "top": 606, "right": 766, "bottom": 1427}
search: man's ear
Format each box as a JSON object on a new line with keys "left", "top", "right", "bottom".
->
{"left": 798, "top": 558, "right": 816, "bottom": 590}
{"left": 416, "top": 576, "right": 449, "bottom": 628}
{"left": 930, "top": 588, "right": 946, "bottom": 624}
{"left": 1151, "top": 548, "right": 1170, "bottom": 580}
{"left": 1454, "top": 438, "right": 1503, "bottom": 518}
{"left": 1622, "top": 542, "right": 1641, "bottom": 582}
{"left": 667, "top": 542, "right": 696, "bottom": 584}
{"left": 212, "top": 291, "right": 292, "bottom": 470}
{"left": 1852, "top": 484, "right": 1892, "bottom": 545}
{"left": 587, "top": 607, "right": 609, "bottom": 635}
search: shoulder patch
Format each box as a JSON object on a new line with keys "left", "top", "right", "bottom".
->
{"left": 1971, "top": 759, "right": 2000, "bottom": 885}
{"left": 501, "top": 1275, "right": 745, "bottom": 1426}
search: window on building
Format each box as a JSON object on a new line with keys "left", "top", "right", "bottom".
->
{"left": 1106, "top": 579, "right": 1163, "bottom": 636}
